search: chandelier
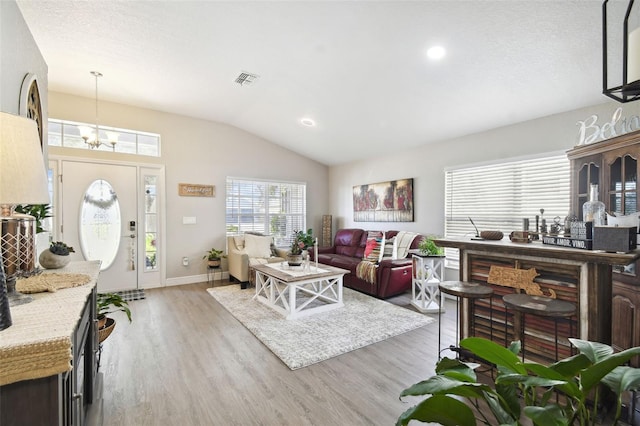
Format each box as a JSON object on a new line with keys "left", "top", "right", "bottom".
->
{"left": 602, "top": 0, "right": 640, "bottom": 103}
{"left": 78, "top": 71, "right": 118, "bottom": 149}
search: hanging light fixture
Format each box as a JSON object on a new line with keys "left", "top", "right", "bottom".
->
{"left": 78, "top": 71, "right": 118, "bottom": 149}
{"left": 603, "top": 0, "right": 640, "bottom": 103}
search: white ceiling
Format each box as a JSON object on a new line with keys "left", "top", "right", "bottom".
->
{"left": 16, "top": 1, "right": 621, "bottom": 166}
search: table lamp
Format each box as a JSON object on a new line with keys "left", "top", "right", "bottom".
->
{"left": 0, "top": 112, "right": 50, "bottom": 308}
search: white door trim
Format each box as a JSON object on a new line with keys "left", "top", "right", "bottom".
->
{"left": 50, "top": 155, "right": 166, "bottom": 289}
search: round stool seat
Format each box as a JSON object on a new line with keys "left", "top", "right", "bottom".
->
{"left": 502, "top": 293, "right": 576, "bottom": 318}
{"left": 439, "top": 281, "right": 494, "bottom": 299}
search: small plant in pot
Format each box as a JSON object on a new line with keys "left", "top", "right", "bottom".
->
{"left": 97, "top": 292, "right": 132, "bottom": 343}
{"left": 418, "top": 236, "right": 444, "bottom": 256}
{"left": 287, "top": 229, "right": 314, "bottom": 266}
{"left": 203, "top": 248, "right": 225, "bottom": 268}
{"left": 39, "top": 241, "right": 75, "bottom": 269}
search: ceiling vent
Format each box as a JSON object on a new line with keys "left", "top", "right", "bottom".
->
{"left": 235, "top": 72, "right": 259, "bottom": 86}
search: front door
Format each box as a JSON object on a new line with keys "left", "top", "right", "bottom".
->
{"left": 61, "top": 161, "right": 138, "bottom": 292}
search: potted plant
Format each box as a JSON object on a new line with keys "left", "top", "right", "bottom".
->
{"left": 287, "top": 229, "right": 314, "bottom": 266}
{"left": 203, "top": 248, "right": 225, "bottom": 268}
{"left": 97, "top": 292, "right": 132, "bottom": 343}
{"left": 15, "top": 203, "right": 52, "bottom": 234}
{"left": 418, "top": 236, "right": 444, "bottom": 256}
{"left": 397, "top": 337, "right": 640, "bottom": 426}
{"left": 39, "top": 241, "right": 75, "bottom": 269}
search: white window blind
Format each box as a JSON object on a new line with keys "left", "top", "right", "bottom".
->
{"left": 444, "top": 153, "right": 570, "bottom": 265}
{"left": 225, "top": 177, "right": 306, "bottom": 247}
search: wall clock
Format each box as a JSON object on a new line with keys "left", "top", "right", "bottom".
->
{"left": 19, "top": 73, "right": 43, "bottom": 147}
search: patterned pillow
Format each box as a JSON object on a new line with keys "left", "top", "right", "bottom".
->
{"left": 382, "top": 236, "right": 398, "bottom": 260}
{"left": 363, "top": 231, "right": 385, "bottom": 263}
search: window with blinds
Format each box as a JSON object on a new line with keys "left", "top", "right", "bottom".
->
{"left": 225, "top": 177, "right": 307, "bottom": 247}
{"left": 444, "top": 152, "right": 570, "bottom": 266}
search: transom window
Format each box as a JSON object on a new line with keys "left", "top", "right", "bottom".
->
{"left": 226, "top": 177, "right": 306, "bottom": 247}
{"left": 444, "top": 152, "right": 570, "bottom": 266}
{"left": 48, "top": 118, "right": 160, "bottom": 157}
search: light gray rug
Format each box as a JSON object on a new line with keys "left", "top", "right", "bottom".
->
{"left": 207, "top": 285, "right": 434, "bottom": 370}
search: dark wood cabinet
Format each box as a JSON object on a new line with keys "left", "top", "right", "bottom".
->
{"left": 0, "top": 262, "right": 100, "bottom": 426}
{"left": 567, "top": 129, "right": 640, "bottom": 366}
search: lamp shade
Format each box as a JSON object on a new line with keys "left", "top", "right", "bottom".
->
{"left": 0, "top": 112, "right": 49, "bottom": 205}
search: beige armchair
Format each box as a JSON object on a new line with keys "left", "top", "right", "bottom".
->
{"left": 227, "top": 234, "right": 287, "bottom": 288}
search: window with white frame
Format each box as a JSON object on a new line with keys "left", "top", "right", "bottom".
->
{"left": 444, "top": 152, "right": 570, "bottom": 266}
{"left": 225, "top": 177, "right": 306, "bottom": 247}
{"left": 48, "top": 119, "right": 160, "bottom": 157}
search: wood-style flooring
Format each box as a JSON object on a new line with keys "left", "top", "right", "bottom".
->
{"left": 96, "top": 280, "right": 458, "bottom": 426}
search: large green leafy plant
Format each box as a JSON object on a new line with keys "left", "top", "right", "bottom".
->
{"left": 398, "top": 337, "right": 640, "bottom": 426}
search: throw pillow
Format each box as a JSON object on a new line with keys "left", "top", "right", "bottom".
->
{"left": 244, "top": 234, "right": 273, "bottom": 258}
{"left": 382, "top": 236, "right": 398, "bottom": 260}
{"left": 233, "top": 236, "right": 245, "bottom": 250}
{"left": 363, "top": 231, "right": 385, "bottom": 263}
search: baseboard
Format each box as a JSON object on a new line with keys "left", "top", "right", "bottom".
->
{"left": 165, "top": 271, "right": 229, "bottom": 287}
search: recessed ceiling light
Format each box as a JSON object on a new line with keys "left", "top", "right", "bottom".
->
{"left": 426, "top": 46, "right": 446, "bottom": 60}
{"left": 300, "top": 118, "right": 316, "bottom": 127}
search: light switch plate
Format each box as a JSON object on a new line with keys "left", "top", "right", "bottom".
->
{"left": 182, "top": 216, "right": 196, "bottom": 225}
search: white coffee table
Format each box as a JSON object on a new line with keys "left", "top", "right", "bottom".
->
{"left": 253, "top": 263, "right": 349, "bottom": 319}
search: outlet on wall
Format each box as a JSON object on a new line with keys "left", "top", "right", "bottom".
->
{"left": 182, "top": 257, "right": 189, "bottom": 266}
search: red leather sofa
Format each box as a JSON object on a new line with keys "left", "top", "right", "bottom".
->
{"left": 311, "top": 228, "right": 425, "bottom": 299}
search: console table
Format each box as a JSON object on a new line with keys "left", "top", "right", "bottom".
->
{"left": 434, "top": 238, "right": 640, "bottom": 364}
{"left": 0, "top": 261, "right": 101, "bottom": 426}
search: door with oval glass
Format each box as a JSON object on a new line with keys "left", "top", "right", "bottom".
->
{"left": 61, "top": 161, "right": 138, "bottom": 292}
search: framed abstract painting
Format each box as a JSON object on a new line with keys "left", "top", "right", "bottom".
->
{"left": 353, "top": 178, "right": 414, "bottom": 222}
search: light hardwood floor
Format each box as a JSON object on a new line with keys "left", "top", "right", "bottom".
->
{"left": 97, "top": 280, "right": 458, "bottom": 426}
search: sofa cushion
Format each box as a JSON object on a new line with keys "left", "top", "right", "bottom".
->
{"left": 363, "top": 231, "right": 385, "bottom": 263}
{"left": 244, "top": 234, "right": 273, "bottom": 258}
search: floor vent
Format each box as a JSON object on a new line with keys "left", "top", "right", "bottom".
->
{"left": 114, "top": 289, "right": 146, "bottom": 302}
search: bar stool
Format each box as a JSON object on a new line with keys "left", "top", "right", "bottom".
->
{"left": 502, "top": 293, "right": 576, "bottom": 362}
{"left": 438, "top": 281, "right": 493, "bottom": 359}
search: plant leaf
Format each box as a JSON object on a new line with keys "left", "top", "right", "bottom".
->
{"left": 601, "top": 366, "right": 640, "bottom": 394}
{"left": 460, "top": 337, "right": 526, "bottom": 375}
{"left": 495, "top": 382, "right": 521, "bottom": 420}
{"left": 482, "top": 389, "right": 518, "bottom": 425}
{"left": 523, "top": 405, "right": 569, "bottom": 426}
{"left": 396, "top": 395, "right": 477, "bottom": 426}
{"left": 581, "top": 346, "right": 640, "bottom": 393}
{"left": 524, "top": 362, "right": 581, "bottom": 398}
{"left": 569, "top": 338, "right": 613, "bottom": 363}
{"left": 399, "top": 376, "right": 489, "bottom": 399}
{"left": 548, "top": 353, "right": 592, "bottom": 378}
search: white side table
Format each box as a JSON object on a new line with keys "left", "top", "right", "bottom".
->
{"left": 411, "top": 252, "right": 445, "bottom": 313}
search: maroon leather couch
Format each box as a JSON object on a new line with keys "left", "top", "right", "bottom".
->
{"left": 310, "top": 228, "right": 425, "bottom": 299}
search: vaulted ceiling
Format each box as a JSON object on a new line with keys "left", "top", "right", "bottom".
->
{"left": 16, "top": 1, "right": 619, "bottom": 165}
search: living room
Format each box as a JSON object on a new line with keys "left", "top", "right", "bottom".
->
{"left": 3, "top": 1, "right": 640, "bottom": 425}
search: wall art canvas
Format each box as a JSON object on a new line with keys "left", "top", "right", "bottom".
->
{"left": 353, "top": 178, "right": 414, "bottom": 222}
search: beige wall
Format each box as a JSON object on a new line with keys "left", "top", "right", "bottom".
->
{"left": 0, "top": 0, "right": 48, "bottom": 155}
{"left": 329, "top": 101, "right": 640, "bottom": 236}
{"left": 49, "top": 92, "right": 329, "bottom": 282}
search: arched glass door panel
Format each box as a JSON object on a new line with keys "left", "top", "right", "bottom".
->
{"left": 79, "top": 179, "right": 121, "bottom": 270}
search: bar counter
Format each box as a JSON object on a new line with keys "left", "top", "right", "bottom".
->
{"left": 434, "top": 237, "right": 640, "bottom": 361}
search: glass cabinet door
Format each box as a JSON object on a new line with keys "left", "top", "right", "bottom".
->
{"left": 608, "top": 154, "right": 637, "bottom": 215}
{"left": 577, "top": 162, "right": 599, "bottom": 219}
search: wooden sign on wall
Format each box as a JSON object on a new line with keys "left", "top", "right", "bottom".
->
{"left": 178, "top": 183, "right": 215, "bottom": 197}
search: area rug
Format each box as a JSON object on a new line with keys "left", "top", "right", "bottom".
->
{"left": 207, "top": 285, "right": 434, "bottom": 370}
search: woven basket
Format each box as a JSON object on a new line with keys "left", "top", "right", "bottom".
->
{"left": 480, "top": 230, "right": 504, "bottom": 240}
{"left": 98, "top": 317, "right": 116, "bottom": 343}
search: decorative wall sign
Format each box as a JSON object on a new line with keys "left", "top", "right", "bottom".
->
{"left": 19, "top": 73, "right": 43, "bottom": 147}
{"left": 178, "top": 183, "right": 215, "bottom": 197}
{"left": 353, "top": 178, "right": 414, "bottom": 222}
{"left": 576, "top": 107, "right": 640, "bottom": 146}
